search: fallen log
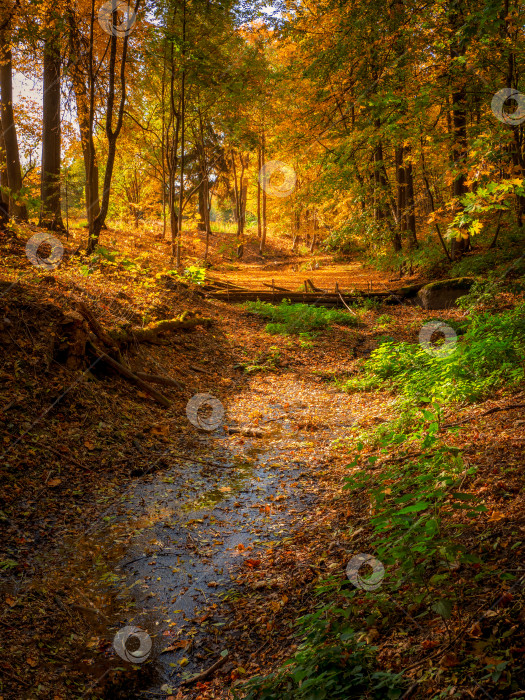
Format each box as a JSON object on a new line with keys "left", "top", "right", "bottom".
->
{"left": 134, "top": 372, "right": 184, "bottom": 390}
{"left": 307, "top": 278, "right": 325, "bottom": 293}
{"left": 108, "top": 314, "right": 212, "bottom": 344}
{"left": 208, "top": 285, "right": 425, "bottom": 306}
{"left": 263, "top": 282, "right": 292, "bottom": 292}
{"left": 89, "top": 343, "right": 171, "bottom": 407}
{"left": 210, "top": 290, "right": 391, "bottom": 306}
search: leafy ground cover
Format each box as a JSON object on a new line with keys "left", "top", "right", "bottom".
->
{"left": 244, "top": 299, "right": 360, "bottom": 336}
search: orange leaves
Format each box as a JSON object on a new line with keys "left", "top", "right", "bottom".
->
{"left": 245, "top": 558, "right": 261, "bottom": 569}
{"left": 487, "top": 510, "right": 506, "bottom": 522}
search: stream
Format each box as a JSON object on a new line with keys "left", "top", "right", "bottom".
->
{"left": 50, "top": 373, "right": 359, "bottom": 696}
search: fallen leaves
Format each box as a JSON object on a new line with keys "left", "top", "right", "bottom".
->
{"left": 245, "top": 559, "right": 261, "bottom": 568}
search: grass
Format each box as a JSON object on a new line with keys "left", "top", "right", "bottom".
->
{"left": 244, "top": 299, "right": 359, "bottom": 335}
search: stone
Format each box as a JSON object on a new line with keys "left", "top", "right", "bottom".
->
{"left": 416, "top": 277, "right": 475, "bottom": 310}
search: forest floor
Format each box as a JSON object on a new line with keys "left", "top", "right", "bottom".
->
{"left": 1, "top": 221, "right": 524, "bottom": 699}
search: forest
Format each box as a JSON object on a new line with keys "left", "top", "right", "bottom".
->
{"left": 1, "top": 0, "right": 525, "bottom": 698}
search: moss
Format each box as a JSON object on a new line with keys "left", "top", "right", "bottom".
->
{"left": 395, "top": 283, "right": 425, "bottom": 297}
{"left": 421, "top": 276, "right": 476, "bottom": 291}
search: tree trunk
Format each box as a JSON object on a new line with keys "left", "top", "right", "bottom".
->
{"left": 257, "top": 144, "right": 262, "bottom": 240}
{"left": 405, "top": 150, "right": 417, "bottom": 248}
{"left": 0, "top": 28, "right": 27, "bottom": 221}
{"left": 67, "top": 5, "right": 101, "bottom": 227}
{"left": 375, "top": 133, "right": 401, "bottom": 251}
{"left": 39, "top": 34, "right": 64, "bottom": 231}
{"left": 449, "top": 0, "right": 470, "bottom": 259}
{"left": 198, "top": 175, "right": 207, "bottom": 232}
{"left": 0, "top": 127, "right": 8, "bottom": 228}
{"left": 395, "top": 145, "right": 406, "bottom": 235}
{"left": 0, "top": 125, "right": 8, "bottom": 212}
{"left": 500, "top": 0, "right": 525, "bottom": 226}
{"left": 87, "top": 2, "right": 134, "bottom": 254}
{"left": 292, "top": 210, "right": 300, "bottom": 250}
{"left": 175, "top": 0, "right": 187, "bottom": 268}
{"left": 259, "top": 129, "right": 267, "bottom": 254}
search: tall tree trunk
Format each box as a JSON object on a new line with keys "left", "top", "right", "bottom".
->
{"left": 0, "top": 27, "right": 27, "bottom": 221}
{"left": 421, "top": 135, "right": 452, "bottom": 261}
{"left": 231, "top": 147, "right": 243, "bottom": 258}
{"left": 197, "top": 108, "right": 211, "bottom": 258}
{"left": 501, "top": 0, "right": 525, "bottom": 226}
{"left": 0, "top": 125, "right": 7, "bottom": 227}
{"left": 259, "top": 129, "right": 267, "bottom": 254}
{"left": 175, "top": 0, "right": 186, "bottom": 267}
{"left": 39, "top": 34, "right": 64, "bottom": 231}
{"left": 449, "top": 0, "right": 470, "bottom": 259}
{"left": 0, "top": 125, "right": 8, "bottom": 205}
{"left": 257, "top": 144, "right": 261, "bottom": 240}
{"left": 375, "top": 133, "right": 401, "bottom": 252}
{"left": 395, "top": 145, "right": 406, "bottom": 235}
{"left": 67, "top": 5, "right": 100, "bottom": 227}
{"left": 161, "top": 51, "right": 167, "bottom": 240}
{"left": 203, "top": 175, "right": 210, "bottom": 261}
{"left": 198, "top": 175, "right": 207, "bottom": 232}
{"left": 404, "top": 148, "right": 417, "bottom": 248}
{"left": 87, "top": 1, "right": 135, "bottom": 253}
{"left": 292, "top": 210, "right": 300, "bottom": 250}
{"left": 167, "top": 48, "right": 180, "bottom": 256}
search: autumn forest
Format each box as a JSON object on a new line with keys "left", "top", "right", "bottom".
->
{"left": 2, "top": 0, "right": 525, "bottom": 698}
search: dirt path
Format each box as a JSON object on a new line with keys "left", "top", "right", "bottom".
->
{"left": 212, "top": 256, "right": 399, "bottom": 293}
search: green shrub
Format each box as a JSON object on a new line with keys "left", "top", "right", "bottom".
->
{"left": 239, "top": 610, "right": 405, "bottom": 700}
{"left": 245, "top": 300, "right": 358, "bottom": 335}
{"left": 342, "top": 304, "right": 525, "bottom": 405}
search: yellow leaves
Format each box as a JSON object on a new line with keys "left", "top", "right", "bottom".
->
{"left": 488, "top": 510, "right": 506, "bottom": 522}
{"left": 469, "top": 220, "right": 483, "bottom": 236}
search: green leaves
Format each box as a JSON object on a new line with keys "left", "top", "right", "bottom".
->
{"left": 245, "top": 300, "right": 359, "bottom": 335}
{"left": 396, "top": 502, "right": 430, "bottom": 515}
{"left": 431, "top": 599, "right": 453, "bottom": 619}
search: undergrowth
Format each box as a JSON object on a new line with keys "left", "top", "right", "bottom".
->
{"left": 244, "top": 300, "right": 359, "bottom": 335}
{"left": 240, "top": 615, "right": 405, "bottom": 699}
{"left": 342, "top": 303, "right": 525, "bottom": 405}
{"left": 242, "top": 298, "right": 525, "bottom": 699}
